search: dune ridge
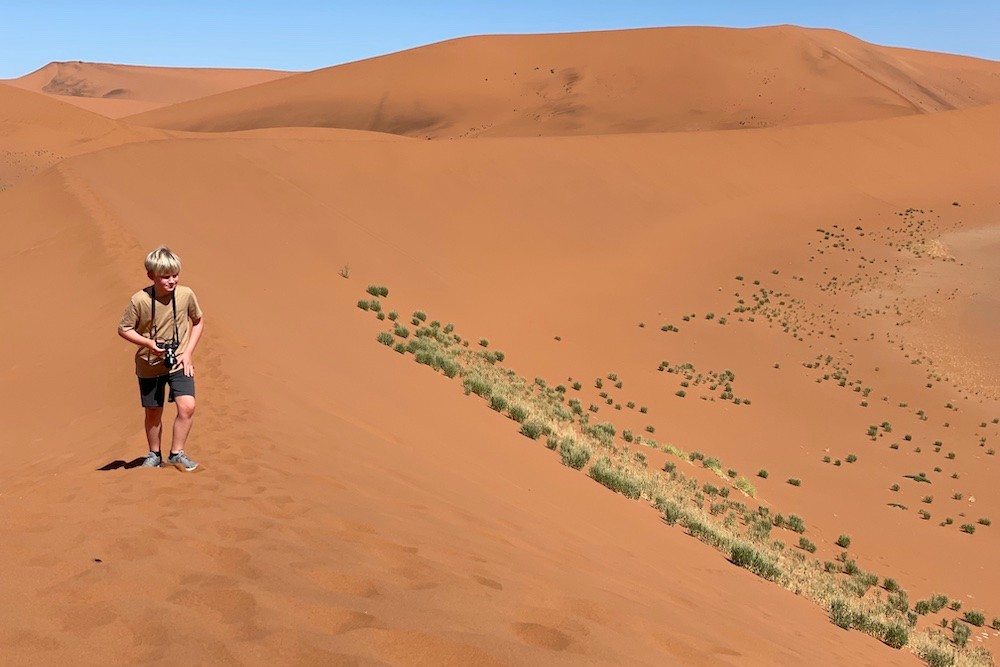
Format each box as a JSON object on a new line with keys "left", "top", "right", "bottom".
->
{"left": 3, "top": 61, "right": 293, "bottom": 118}
{"left": 126, "top": 25, "right": 1000, "bottom": 138}
{"left": 0, "top": 83, "right": 168, "bottom": 190}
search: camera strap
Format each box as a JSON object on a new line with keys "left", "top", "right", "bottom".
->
{"left": 149, "top": 287, "right": 179, "bottom": 345}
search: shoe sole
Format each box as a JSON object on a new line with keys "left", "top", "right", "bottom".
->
{"left": 170, "top": 461, "right": 201, "bottom": 472}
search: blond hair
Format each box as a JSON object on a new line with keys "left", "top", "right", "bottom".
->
{"left": 145, "top": 246, "right": 182, "bottom": 275}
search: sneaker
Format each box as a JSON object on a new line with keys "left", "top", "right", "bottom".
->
{"left": 167, "top": 450, "right": 199, "bottom": 472}
{"left": 141, "top": 451, "right": 163, "bottom": 468}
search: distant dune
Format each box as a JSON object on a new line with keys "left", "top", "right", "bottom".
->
{"left": 0, "top": 83, "right": 164, "bottom": 189}
{"left": 2, "top": 25, "right": 1000, "bottom": 666}
{"left": 3, "top": 61, "right": 292, "bottom": 118}
{"left": 127, "top": 25, "right": 1000, "bottom": 137}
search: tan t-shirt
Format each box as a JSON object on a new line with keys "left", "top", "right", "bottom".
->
{"left": 119, "top": 285, "right": 203, "bottom": 378}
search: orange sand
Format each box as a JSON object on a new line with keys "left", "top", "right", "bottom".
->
{"left": 128, "top": 26, "right": 1000, "bottom": 137}
{"left": 2, "top": 25, "right": 999, "bottom": 665}
{"left": 3, "top": 62, "right": 292, "bottom": 118}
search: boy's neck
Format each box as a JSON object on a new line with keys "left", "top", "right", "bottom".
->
{"left": 152, "top": 285, "right": 175, "bottom": 299}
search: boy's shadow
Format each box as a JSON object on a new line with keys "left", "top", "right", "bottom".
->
{"left": 97, "top": 457, "right": 147, "bottom": 471}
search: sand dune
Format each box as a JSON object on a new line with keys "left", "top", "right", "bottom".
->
{"left": 4, "top": 61, "right": 292, "bottom": 118}
{"left": 0, "top": 83, "right": 167, "bottom": 190}
{"left": 2, "top": 27, "right": 1000, "bottom": 666}
{"left": 127, "top": 25, "right": 1000, "bottom": 137}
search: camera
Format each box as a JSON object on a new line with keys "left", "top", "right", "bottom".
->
{"left": 156, "top": 340, "right": 179, "bottom": 368}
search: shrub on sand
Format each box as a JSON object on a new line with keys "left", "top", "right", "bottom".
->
{"left": 730, "top": 544, "right": 782, "bottom": 582}
{"left": 520, "top": 419, "right": 548, "bottom": 440}
{"left": 588, "top": 456, "right": 645, "bottom": 499}
{"left": 559, "top": 438, "right": 591, "bottom": 470}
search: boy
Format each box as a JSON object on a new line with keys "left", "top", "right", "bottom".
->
{"left": 118, "top": 246, "right": 204, "bottom": 471}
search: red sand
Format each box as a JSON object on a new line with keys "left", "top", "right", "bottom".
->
{"left": 127, "top": 26, "right": 1000, "bottom": 137}
{"left": 3, "top": 61, "right": 292, "bottom": 118}
{"left": 0, "top": 82, "right": 168, "bottom": 190}
{"left": 2, "top": 25, "right": 999, "bottom": 665}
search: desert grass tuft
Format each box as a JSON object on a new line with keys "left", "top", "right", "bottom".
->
{"left": 588, "top": 456, "right": 649, "bottom": 500}
{"left": 559, "top": 437, "right": 591, "bottom": 470}
{"left": 731, "top": 543, "right": 783, "bottom": 582}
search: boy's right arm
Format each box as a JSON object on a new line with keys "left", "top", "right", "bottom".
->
{"left": 118, "top": 326, "right": 163, "bottom": 355}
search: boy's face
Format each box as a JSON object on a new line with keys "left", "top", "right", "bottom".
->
{"left": 148, "top": 271, "right": 179, "bottom": 296}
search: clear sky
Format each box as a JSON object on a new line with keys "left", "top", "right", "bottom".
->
{"left": 2, "top": 1, "right": 998, "bottom": 78}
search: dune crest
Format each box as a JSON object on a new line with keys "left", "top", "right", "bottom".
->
{"left": 4, "top": 61, "right": 293, "bottom": 118}
{"left": 0, "top": 83, "right": 166, "bottom": 190}
{"left": 126, "top": 25, "right": 1000, "bottom": 137}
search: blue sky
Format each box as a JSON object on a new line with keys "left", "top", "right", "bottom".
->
{"left": 2, "top": 1, "right": 998, "bottom": 78}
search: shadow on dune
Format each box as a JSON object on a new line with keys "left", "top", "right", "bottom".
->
{"left": 96, "top": 457, "right": 146, "bottom": 471}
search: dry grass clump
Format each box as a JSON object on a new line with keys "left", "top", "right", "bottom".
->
{"left": 829, "top": 598, "right": 908, "bottom": 648}
{"left": 558, "top": 436, "right": 592, "bottom": 470}
{"left": 731, "top": 543, "right": 783, "bottom": 582}
{"left": 589, "top": 456, "right": 653, "bottom": 499}
{"left": 909, "top": 630, "right": 995, "bottom": 667}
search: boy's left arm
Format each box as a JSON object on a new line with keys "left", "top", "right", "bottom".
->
{"left": 180, "top": 316, "right": 204, "bottom": 377}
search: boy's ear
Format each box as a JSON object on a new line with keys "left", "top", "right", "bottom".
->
{"left": 146, "top": 270, "right": 155, "bottom": 281}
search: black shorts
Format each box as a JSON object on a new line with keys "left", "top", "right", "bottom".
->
{"left": 138, "top": 370, "right": 196, "bottom": 408}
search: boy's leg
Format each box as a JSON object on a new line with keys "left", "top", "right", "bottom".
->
{"left": 144, "top": 407, "right": 164, "bottom": 453}
{"left": 164, "top": 372, "right": 199, "bottom": 471}
{"left": 138, "top": 374, "right": 167, "bottom": 462}
{"left": 170, "top": 395, "right": 196, "bottom": 454}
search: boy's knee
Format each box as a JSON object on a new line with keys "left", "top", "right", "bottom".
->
{"left": 175, "top": 396, "right": 196, "bottom": 419}
{"left": 144, "top": 407, "right": 163, "bottom": 424}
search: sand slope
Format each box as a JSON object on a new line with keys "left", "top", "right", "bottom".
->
{"left": 0, "top": 83, "right": 167, "bottom": 190}
{"left": 2, "top": 99, "right": 999, "bottom": 663}
{"left": 3, "top": 61, "right": 292, "bottom": 118}
{"left": 126, "top": 25, "right": 1000, "bottom": 137}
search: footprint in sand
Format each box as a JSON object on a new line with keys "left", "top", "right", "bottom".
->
{"left": 511, "top": 622, "right": 572, "bottom": 651}
{"left": 194, "top": 542, "right": 259, "bottom": 579}
{"left": 60, "top": 601, "right": 117, "bottom": 634}
{"left": 472, "top": 574, "right": 503, "bottom": 590}
{"left": 301, "top": 569, "right": 382, "bottom": 598}
{"left": 167, "top": 585, "right": 258, "bottom": 628}
{"left": 328, "top": 608, "right": 383, "bottom": 634}
{"left": 215, "top": 519, "right": 265, "bottom": 542}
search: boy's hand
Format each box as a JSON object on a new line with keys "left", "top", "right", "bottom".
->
{"left": 146, "top": 339, "right": 165, "bottom": 357}
{"left": 179, "top": 353, "right": 195, "bottom": 377}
